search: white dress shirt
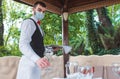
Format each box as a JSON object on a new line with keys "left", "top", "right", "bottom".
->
{"left": 19, "top": 16, "right": 44, "bottom": 63}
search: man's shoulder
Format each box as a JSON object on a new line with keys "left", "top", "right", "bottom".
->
{"left": 20, "top": 18, "right": 36, "bottom": 30}
{"left": 22, "top": 18, "right": 33, "bottom": 24}
{"left": 23, "top": 18, "right": 32, "bottom": 22}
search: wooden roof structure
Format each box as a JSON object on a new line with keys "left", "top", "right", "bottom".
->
{"left": 14, "top": 0, "right": 120, "bottom": 15}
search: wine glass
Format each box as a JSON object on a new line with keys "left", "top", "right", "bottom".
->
{"left": 112, "top": 62, "right": 120, "bottom": 79}
{"left": 65, "top": 61, "right": 79, "bottom": 79}
{"left": 44, "top": 46, "right": 54, "bottom": 70}
{"left": 77, "top": 66, "right": 94, "bottom": 79}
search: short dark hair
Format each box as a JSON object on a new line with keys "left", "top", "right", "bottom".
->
{"left": 33, "top": 1, "right": 46, "bottom": 8}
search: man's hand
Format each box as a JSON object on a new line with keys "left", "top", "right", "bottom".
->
{"left": 36, "top": 58, "right": 50, "bottom": 69}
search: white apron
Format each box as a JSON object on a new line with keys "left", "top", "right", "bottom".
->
{"left": 16, "top": 56, "right": 41, "bottom": 79}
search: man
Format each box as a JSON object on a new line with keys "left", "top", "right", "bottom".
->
{"left": 16, "top": 1, "right": 52, "bottom": 79}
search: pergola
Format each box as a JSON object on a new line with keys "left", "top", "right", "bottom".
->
{"left": 14, "top": 0, "right": 120, "bottom": 77}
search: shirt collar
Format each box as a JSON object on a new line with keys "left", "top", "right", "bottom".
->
{"left": 31, "top": 16, "right": 39, "bottom": 23}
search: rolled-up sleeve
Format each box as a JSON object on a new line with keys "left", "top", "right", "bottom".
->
{"left": 19, "top": 19, "right": 40, "bottom": 63}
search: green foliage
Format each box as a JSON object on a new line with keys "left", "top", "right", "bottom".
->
{"left": 107, "top": 4, "right": 120, "bottom": 27}
{"left": 41, "top": 12, "right": 62, "bottom": 45}
{"left": 97, "top": 47, "right": 120, "bottom": 55}
{"left": 0, "top": 25, "right": 22, "bottom": 56}
{"left": 0, "top": 46, "right": 10, "bottom": 56}
{"left": 68, "top": 12, "right": 91, "bottom": 55}
{"left": 1, "top": 0, "right": 31, "bottom": 56}
{"left": 0, "top": 45, "right": 21, "bottom": 57}
{"left": 86, "top": 10, "right": 101, "bottom": 54}
{"left": 1, "top": 0, "right": 120, "bottom": 56}
{"left": 69, "top": 12, "right": 86, "bottom": 38}
{"left": 0, "top": 0, "right": 4, "bottom": 46}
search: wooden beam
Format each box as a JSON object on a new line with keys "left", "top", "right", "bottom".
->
{"left": 68, "top": 0, "right": 100, "bottom": 8}
{"left": 14, "top": 0, "right": 120, "bottom": 14}
{"left": 43, "top": 0, "right": 61, "bottom": 14}
{"left": 69, "top": 0, "right": 120, "bottom": 14}
{"left": 14, "top": 0, "right": 61, "bottom": 14}
{"left": 14, "top": 0, "right": 33, "bottom": 6}
{"left": 43, "top": 0, "right": 62, "bottom": 9}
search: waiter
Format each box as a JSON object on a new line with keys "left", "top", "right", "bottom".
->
{"left": 16, "top": 1, "right": 53, "bottom": 79}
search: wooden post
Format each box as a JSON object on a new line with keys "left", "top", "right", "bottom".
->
{"left": 62, "top": 15, "right": 69, "bottom": 77}
{"left": 62, "top": 0, "right": 69, "bottom": 77}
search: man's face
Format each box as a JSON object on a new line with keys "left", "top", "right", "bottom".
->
{"left": 33, "top": 4, "right": 46, "bottom": 14}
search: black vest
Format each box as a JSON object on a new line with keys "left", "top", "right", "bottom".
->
{"left": 29, "top": 18, "right": 45, "bottom": 57}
